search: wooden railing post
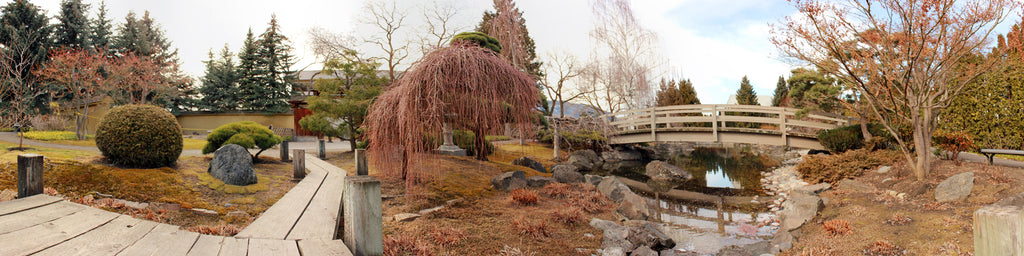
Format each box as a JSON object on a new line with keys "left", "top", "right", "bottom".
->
{"left": 280, "top": 141, "right": 290, "bottom": 162}
{"left": 293, "top": 149, "right": 306, "bottom": 180}
{"left": 18, "top": 154, "right": 44, "bottom": 198}
{"left": 974, "top": 195, "right": 1024, "bottom": 255}
{"left": 318, "top": 140, "right": 327, "bottom": 159}
{"left": 355, "top": 148, "right": 368, "bottom": 176}
{"left": 780, "top": 109, "right": 788, "bottom": 147}
{"left": 712, "top": 105, "right": 719, "bottom": 141}
{"left": 344, "top": 176, "right": 383, "bottom": 256}
{"left": 650, "top": 108, "right": 657, "bottom": 142}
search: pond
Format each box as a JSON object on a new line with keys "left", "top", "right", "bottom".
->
{"left": 604, "top": 147, "right": 779, "bottom": 254}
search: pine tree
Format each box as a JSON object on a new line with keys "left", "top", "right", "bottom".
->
{"left": 112, "top": 10, "right": 179, "bottom": 66}
{"left": 476, "top": 2, "right": 549, "bottom": 114}
{"left": 90, "top": 1, "right": 112, "bottom": 53}
{"left": 252, "top": 15, "right": 295, "bottom": 113}
{"left": 772, "top": 76, "right": 787, "bottom": 107}
{"left": 236, "top": 28, "right": 261, "bottom": 111}
{"left": 678, "top": 79, "right": 699, "bottom": 105}
{"left": 200, "top": 45, "right": 238, "bottom": 112}
{"left": 736, "top": 76, "right": 758, "bottom": 105}
{"left": 54, "top": 0, "right": 91, "bottom": 50}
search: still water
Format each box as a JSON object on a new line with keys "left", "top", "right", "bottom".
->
{"left": 615, "top": 147, "right": 778, "bottom": 254}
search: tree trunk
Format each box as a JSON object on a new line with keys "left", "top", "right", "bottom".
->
{"left": 474, "top": 127, "right": 488, "bottom": 161}
{"left": 910, "top": 108, "right": 934, "bottom": 180}
{"left": 553, "top": 120, "right": 560, "bottom": 160}
{"left": 79, "top": 103, "right": 90, "bottom": 140}
{"left": 860, "top": 118, "right": 872, "bottom": 141}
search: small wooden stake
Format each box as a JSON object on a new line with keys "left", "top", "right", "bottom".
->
{"left": 293, "top": 149, "right": 305, "bottom": 180}
{"left": 318, "top": 140, "right": 326, "bottom": 159}
{"left": 280, "top": 141, "right": 290, "bottom": 162}
{"left": 17, "top": 154, "right": 43, "bottom": 198}
{"left": 355, "top": 149, "right": 368, "bottom": 176}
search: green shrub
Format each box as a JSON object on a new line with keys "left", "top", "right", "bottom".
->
{"left": 536, "top": 128, "right": 608, "bottom": 152}
{"left": 486, "top": 135, "right": 512, "bottom": 141}
{"left": 0, "top": 127, "right": 30, "bottom": 132}
{"left": 95, "top": 104, "right": 183, "bottom": 168}
{"left": 203, "top": 121, "right": 282, "bottom": 161}
{"left": 818, "top": 123, "right": 890, "bottom": 153}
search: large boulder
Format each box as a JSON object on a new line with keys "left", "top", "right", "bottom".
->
{"left": 491, "top": 171, "right": 527, "bottom": 191}
{"left": 553, "top": 166, "right": 585, "bottom": 184}
{"left": 598, "top": 177, "right": 632, "bottom": 202}
{"left": 511, "top": 157, "right": 546, "bottom": 173}
{"left": 935, "top": 172, "right": 974, "bottom": 203}
{"left": 526, "top": 176, "right": 556, "bottom": 188}
{"left": 626, "top": 222, "right": 675, "bottom": 251}
{"left": 590, "top": 218, "right": 634, "bottom": 253}
{"left": 630, "top": 246, "right": 657, "bottom": 256}
{"left": 585, "top": 174, "right": 604, "bottom": 186}
{"left": 208, "top": 144, "right": 257, "bottom": 186}
{"left": 602, "top": 148, "right": 643, "bottom": 163}
{"left": 618, "top": 192, "right": 650, "bottom": 220}
{"left": 779, "top": 191, "right": 822, "bottom": 231}
{"left": 645, "top": 161, "right": 693, "bottom": 182}
{"left": 568, "top": 150, "right": 603, "bottom": 171}
{"left": 645, "top": 143, "right": 691, "bottom": 160}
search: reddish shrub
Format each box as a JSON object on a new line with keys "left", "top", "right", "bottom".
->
{"left": 186, "top": 223, "right": 240, "bottom": 236}
{"left": 384, "top": 234, "right": 434, "bottom": 256}
{"left": 885, "top": 213, "right": 912, "bottom": 226}
{"left": 512, "top": 217, "right": 552, "bottom": 239}
{"left": 823, "top": 219, "right": 852, "bottom": 236}
{"left": 510, "top": 189, "right": 538, "bottom": 205}
{"left": 550, "top": 207, "right": 584, "bottom": 225}
{"left": 864, "top": 240, "right": 905, "bottom": 256}
{"left": 427, "top": 226, "right": 465, "bottom": 249}
{"left": 541, "top": 183, "right": 574, "bottom": 199}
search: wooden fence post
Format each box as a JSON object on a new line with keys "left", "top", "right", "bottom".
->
{"left": 318, "top": 140, "right": 327, "bottom": 159}
{"left": 293, "top": 149, "right": 306, "bottom": 180}
{"left": 779, "top": 109, "right": 788, "bottom": 147}
{"left": 355, "top": 148, "right": 368, "bottom": 176}
{"left": 17, "top": 154, "right": 43, "bottom": 198}
{"left": 712, "top": 105, "right": 719, "bottom": 141}
{"left": 280, "top": 141, "right": 290, "bottom": 162}
{"left": 974, "top": 195, "right": 1024, "bottom": 255}
{"left": 344, "top": 176, "right": 383, "bottom": 256}
{"left": 650, "top": 108, "right": 657, "bottom": 142}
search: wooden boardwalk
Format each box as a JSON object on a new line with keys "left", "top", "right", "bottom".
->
{"left": 0, "top": 154, "right": 352, "bottom": 256}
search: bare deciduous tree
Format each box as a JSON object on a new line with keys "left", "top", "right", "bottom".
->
{"left": 543, "top": 50, "right": 589, "bottom": 159}
{"left": 772, "top": 0, "right": 1019, "bottom": 180}
{"left": 0, "top": 31, "right": 47, "bottom": 149}
{"left": 583, "top": 0, "right": 663, "bottom": 114}
{"left": 362, "top": 0, "right": 410, "bottom": 81}
{"left": 307, "top": 26, "right": 360, "bottom": 63}
{"left": 484, "top": 0, "right": 529, "bottom": 73}
{"left": 417, "top": 0, "right": 465, "bottom": 54}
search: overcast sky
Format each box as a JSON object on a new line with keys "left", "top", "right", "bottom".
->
{"left": 28, "top": 0, "right": 1015, "bottom": 105}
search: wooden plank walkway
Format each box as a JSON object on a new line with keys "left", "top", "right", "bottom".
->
{"left": 0, "top": 154, "right": 353, "bottom": 256}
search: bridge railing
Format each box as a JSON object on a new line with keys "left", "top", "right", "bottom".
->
{"left": 601, "top": 104, "right": 850, "bottom": 139}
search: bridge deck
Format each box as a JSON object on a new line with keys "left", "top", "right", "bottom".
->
{"left": 0, "top": 154, "right": 352, "bottom": 256}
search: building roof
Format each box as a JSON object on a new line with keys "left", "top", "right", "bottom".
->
{"left": 726, "top": 95, "right": 774, "bottom": 106}
{"left": 295, "top": 70, "right": 399, "bottom": 82}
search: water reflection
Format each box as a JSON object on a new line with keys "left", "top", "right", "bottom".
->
{"left": 667, "top": 147, "right": 772, "bottom": 196}
{"left": 644, "top": 196, "right": 775, "bottom": 254}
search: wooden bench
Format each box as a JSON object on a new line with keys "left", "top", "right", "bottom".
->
{"left": 980, "top": 149, "right": 1024, "bottom": 164}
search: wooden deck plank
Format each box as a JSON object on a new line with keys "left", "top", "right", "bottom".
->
{"left": 117, "top": 223, "right": 200, "bottom": 256}
{"left": 0, "top": 194, "right": 62, "bottom": 216}
{"left": 0, "top": 206, "right": 119, "bottom": 256}
{"left": 286, "top": 171, "right": 344, "bottom": 240}
{"left": 34, "top": 215, "right": 159, "bottom": 256}
{"left": 296, "top": 239, "right": 353, "bottom": 256}
{"left": 186, "top": 234, "right": 226, "bottom": 256}
{"left": 217, "top": 237, "right": 248, "bottom": 256}
{"left": 0, "top": 200, "right": 87, "bottom": 235}
{"left": 235, "top": 160, "right": 327, "bottom": 240}
{"left": 247, "top": 238, "right": 300, "bottom": 256}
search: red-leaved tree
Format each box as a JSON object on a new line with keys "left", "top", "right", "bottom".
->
{"left": 365, "top": 40, "right": 537, "bottom": 183}
{"left": 35, "top": 49, "right": 112, "bottom": 139}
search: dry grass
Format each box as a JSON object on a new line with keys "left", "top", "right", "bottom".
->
{"left": 823, "top": 219, "right": 852, "bottom": 236}
{"left": 550, "top": 207, "right": 584, "bottom": 225}
{"left": 186, "top": 223, "right": 241, "bottom": 236}
{"left": 863, "top": 240, "right": 906, "bottom": 256}
{"left": 510, "top": 189, "right": 539, "bottom": 205}
{"left": 785, "top": 159, "right": 1024, "bottom": 255}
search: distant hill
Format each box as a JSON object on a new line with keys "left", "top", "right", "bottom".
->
{"left": 548, "top": 101, "right": 602, "bottom": 118}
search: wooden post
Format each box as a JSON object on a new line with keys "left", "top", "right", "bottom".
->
{"left": 17, "top": 154, "right": 43, "bottom": 198}
{"left": 650, "top": 108, "right": 657, "bottom": 142}
{"left": 712, "top": 105, "right": 719, "bottom": 142}
{"left": 318, "top": 140, "right": 327, "bottom": 159}
{"left": 779, "top": 108, "right": 788, "bottom": 147}
{"left": 344, "top": 176, "right": 383, "bottom": 256}
{"left": 280, "top": 141, "right": 290, "bottom": 162}
{"left": 293, "top": 149, "right": 306, "bottom": 180}
{"left": 975, "top": 197, "right": 1024, "bottom": 255}
{"left": 355, "top": 148, "right": 368, "bottom": 176}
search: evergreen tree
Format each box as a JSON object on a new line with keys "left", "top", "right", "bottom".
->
{"left": 112, "top": 10, "right": 179, "bottom": 66}
{"left": 251, "top": 15, "right": 295, "bottom": 113}
{"left": 475, "top": 4, "right": 549, "bottom": 114}
{"left": 54, "top": 0, "right": 91, "bottom": 50}
{"left": 301, "top": 53, "right": 386, "bottom": 149}
{"left": 90, "top": 1, "right": 112, "bottom": 53}
{"left": 678, "top": 79, "right": 699, "bottom": 105}
{"left": 772, "top": 76, "right": 787, "bottom": 107}
{"left": 200, "top": 45, "right": 238, "bottom": 112}
{"left": 235, "top": 28, "right": 261, "bottom": 111}
{"left": 787, "top": 68, "right": 839, "bottom": 113}
{"left": 655, "top": 78, "right": 699, "bottom": 106}
{"left": 735, "top": 76, "right": 758, "bottom": 105}
{"left": 0, "top": 0, "right": 54, "bottom": 113}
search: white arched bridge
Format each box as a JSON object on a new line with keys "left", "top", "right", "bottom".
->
{"left": 601, "top": 104, "right": 850, "bottom": 150}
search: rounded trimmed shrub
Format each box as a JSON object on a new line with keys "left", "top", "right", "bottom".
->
{"left": 202, "top": 121, "right": 282, "bottom": 161}
{"left": 96, "top": 104, "right": 183, "bottom": 167}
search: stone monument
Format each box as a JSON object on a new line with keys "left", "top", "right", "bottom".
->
{"left": 435, "top": 123, "right": 466, "bottom": 156}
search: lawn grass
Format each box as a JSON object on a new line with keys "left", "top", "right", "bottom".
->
{"left": 18, "top": 133, "right": 208, "bottom": 150}
{"left": 0, "top": 141, "right": 99, "bottom": 162}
